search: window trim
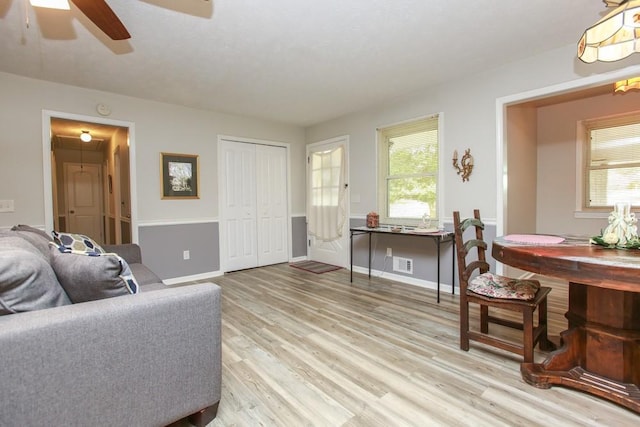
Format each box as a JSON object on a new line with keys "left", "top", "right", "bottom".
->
{"left": 376, "top": 113, "right": 443, "bottom": 227}
{"left": 577, "top": 111, "right": 640, "bottom": 214}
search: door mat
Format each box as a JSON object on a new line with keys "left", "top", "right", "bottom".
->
{"left": 290, "top": 260, "right": 342, "bottom": 274}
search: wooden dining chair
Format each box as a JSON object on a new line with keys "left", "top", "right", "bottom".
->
{"left": 452, "top": 209, "right": 555, "bottom": 363}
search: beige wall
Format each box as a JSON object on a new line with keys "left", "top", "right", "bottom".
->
{"left": 0, "top": 71, "right": 306, "bottom": 230}
{"left": 506, "top": 104, "right": 538, "bottom": 234}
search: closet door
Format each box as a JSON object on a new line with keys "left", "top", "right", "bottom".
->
{"left": 256, "top": 145, "right": 288, "bottom": 266}
{"left": 220, "top": 141, "right": 258, "bottom": 271}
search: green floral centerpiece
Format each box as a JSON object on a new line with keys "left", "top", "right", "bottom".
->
{"left": 591, "top": 202, "right": 640, "bottom": 249}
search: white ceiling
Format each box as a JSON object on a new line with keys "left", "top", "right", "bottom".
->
{"left": 0, "top": 0, "right": 612, "bottom": 126}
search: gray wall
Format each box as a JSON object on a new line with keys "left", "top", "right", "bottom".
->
{"left": 139, "top": 218, "right": 308, "bottom": 280}
{"left": 139, "top": 222, "right": 219, "bottom": 280}
{"left": 291, "top": 216, "right": 307, "bottom": 258}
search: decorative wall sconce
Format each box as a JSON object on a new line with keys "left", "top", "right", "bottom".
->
{"left": 453, "top": 148, "right": 474, "bottom": 182}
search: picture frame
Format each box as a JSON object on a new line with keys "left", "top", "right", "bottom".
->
{"left": 161, "top": 152, "right": 199, "bottom": 199}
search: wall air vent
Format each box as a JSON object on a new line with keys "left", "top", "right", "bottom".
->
{"left": 393, "top": 256, "right": 413, "bottom": 274}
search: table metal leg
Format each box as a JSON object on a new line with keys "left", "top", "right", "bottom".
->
{"left": 368, "top": 233, "right": 372, "bottom": 279}
{"left": 350, "top": 231, "right": 353, "bottom": 283}
{"left": 436, "top": 239, "right": 441, "bottom": 303}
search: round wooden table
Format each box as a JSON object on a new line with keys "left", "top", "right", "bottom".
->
{"left": 492, "top": 236, "right": 640, "bottom": 413}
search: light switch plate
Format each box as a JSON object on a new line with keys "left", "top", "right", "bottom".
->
{"left": 0, "top": 200, "right": 15, "bottom": 212}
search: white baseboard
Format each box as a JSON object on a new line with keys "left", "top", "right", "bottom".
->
{"left": 351, "top": 266, "right": 456, "bottom": 294}
{"left": 163, "top": 270, "right": 224, "bottom": 285}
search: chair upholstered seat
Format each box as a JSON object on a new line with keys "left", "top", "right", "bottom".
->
{"left": 469, "top": 272, "right": 540, "bottom": 301}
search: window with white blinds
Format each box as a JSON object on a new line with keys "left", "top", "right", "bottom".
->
{"left": 585, "top": 116, "right": 640, "bottom": 208}
{"left": 377, "top": 115, "right": 439, "bottom": 224}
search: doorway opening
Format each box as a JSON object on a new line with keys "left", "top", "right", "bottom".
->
{"left": 497, "top": 66, "right": 640, "bottom": 274}
{"left": 43, "top": 112, "right": 136, "bottom": 245}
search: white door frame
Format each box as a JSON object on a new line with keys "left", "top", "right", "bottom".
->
{"left": 306, "top": 135, "right": 350, "bottom": 267}
{"left": 41, "top": 110, "right": 138, "bottom": 242}
{"left": 217, "top": 135, "right": 292, "bottom": 272}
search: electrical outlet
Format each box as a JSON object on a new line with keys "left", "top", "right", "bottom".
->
{"left": 386, "top": 247, "right": 392, "bottom": 257}
{"left": 0, "top": 200, "right": 14, "bottom": 213}
{"left": 183, "top": 250, "right": 190, "bottom": 260}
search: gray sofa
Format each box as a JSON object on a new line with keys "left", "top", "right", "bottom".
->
{"left": 0, "top": 226, "right": 221, "bottom": 427}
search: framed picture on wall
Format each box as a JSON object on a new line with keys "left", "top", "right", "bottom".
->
{"left": 161, "top": 152, "right": 199, "bottom": 199}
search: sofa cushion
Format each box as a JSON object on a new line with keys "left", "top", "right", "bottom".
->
{"left": 10, "top": 225, "right": 54, "bottom": 261}
{"left": 50, "top": 245, "right": 140, "bottom": 303}
{"left": 52, "top": 231, "right": 105, "bottom": 254}
{"left": 0, "top": 239, "right": 71, "bottom": 315}
{"left": 129, "top": 263, "right": 163, "bottom": 286}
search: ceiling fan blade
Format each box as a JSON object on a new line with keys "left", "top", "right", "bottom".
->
{"left": 70, "top": 0, "right": 130, "bottom": 40}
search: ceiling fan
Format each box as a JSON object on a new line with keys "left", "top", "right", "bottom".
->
{"left": 29, "top": 0, "right": 210, "bottom": 41}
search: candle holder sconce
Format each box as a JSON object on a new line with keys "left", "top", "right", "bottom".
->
{"left": 452, "top": 148, "right": 474, "bottom": 182}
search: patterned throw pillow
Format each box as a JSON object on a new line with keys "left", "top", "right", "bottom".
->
{"left": 49, "top": 243, "right": 140, "bottom": 303}
{"left": 469, "top": 272, "right": 539, "bottom": 301}
{"left": 52, "top": 231, "right": 105, "bottom": 254}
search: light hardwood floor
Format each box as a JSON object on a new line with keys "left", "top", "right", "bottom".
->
{"left": 183, "top": 264, "right": 638, "bottom": 426}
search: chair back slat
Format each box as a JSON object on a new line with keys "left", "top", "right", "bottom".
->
{"left": 460, "top": 217, "right": 484, "bottom": 232}
{"left": 462, "top": 260, "right": 491, "bottom": 282}
{"left": 453, "top": 210, "right": 489, "bottom": 293}
{"left": 463, "top": 239, "right": 486, "bottom": 255}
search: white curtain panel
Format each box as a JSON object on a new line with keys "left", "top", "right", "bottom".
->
{"left": 308, "top": 145, "right": 346, "bottom": 241}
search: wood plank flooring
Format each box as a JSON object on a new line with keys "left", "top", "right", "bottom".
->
{"left": 181, "top": 264, "right": 638, "bottom": 426}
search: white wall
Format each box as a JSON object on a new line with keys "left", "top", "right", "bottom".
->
{"left": 0, "top": 71, "right": 306, "bottom": 229}
{"left": 306, "top": 44, "right": 640, "bottom": 224}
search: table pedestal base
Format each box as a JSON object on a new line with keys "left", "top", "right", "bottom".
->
{"left": 521, "top": 283, "right": 640, "bottom": 413}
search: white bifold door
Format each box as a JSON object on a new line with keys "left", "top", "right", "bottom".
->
{"left": 219, "top": 140, "right": 288, "bottom": 272}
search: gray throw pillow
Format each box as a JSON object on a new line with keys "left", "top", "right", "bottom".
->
{"left": 0, "top": 245, "right": 71, "bottom": 315}
{"left": 10, "top": 225, "right": 54, "bottom": 261}
{"left": 50, "top": 245, "right": 140, "bottom": 303}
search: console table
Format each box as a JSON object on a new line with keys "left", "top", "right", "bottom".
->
{"left": 493, "top": 236, "right": 640, "bottom": 413}
{"left": 350, "top": 226, "right": 455, "bottom": 303}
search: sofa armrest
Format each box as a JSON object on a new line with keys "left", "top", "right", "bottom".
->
{"left": 102, "top": 243, "right": 142, "bottom": 264}
{"left": 0, "top": 283, "right": 221, "bottom": 427}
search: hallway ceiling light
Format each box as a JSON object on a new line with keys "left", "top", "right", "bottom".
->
{"left": 29, "top": 0, "right": 70, "bottom": 10}
{"left": 80, "top": 130, "right": 92, "bottom": 142}
{"left": 614, "top": 76, "right": 640, "bottom": 91}
{"left": 578, "top": 0, "right": 640, "bottom": 63}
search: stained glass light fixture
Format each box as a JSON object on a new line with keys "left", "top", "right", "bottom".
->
{"left": 614, "top": 76, "right": 640, "bottom": 91}
{"left": 578, "top": 0, "right": 640, "bottom": 63}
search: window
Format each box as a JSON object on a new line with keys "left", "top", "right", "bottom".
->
{"left": 584, "top": 114, "right": 640, "bottom": 209}
{"left": 377, "top": 115, "right": 439, "bottom": 225}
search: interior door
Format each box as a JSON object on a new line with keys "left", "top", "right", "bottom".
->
{"left": 256, "top": 145, "right": 288, "bottom": 266}
{"left": 307, "top": 137, "right": 349, "bottom": 267}
{"left": 64, "top": 163, "right": 104, "bottom": 243}
{"left": 220, "top": 140, "right": 258, "bottom": 271}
